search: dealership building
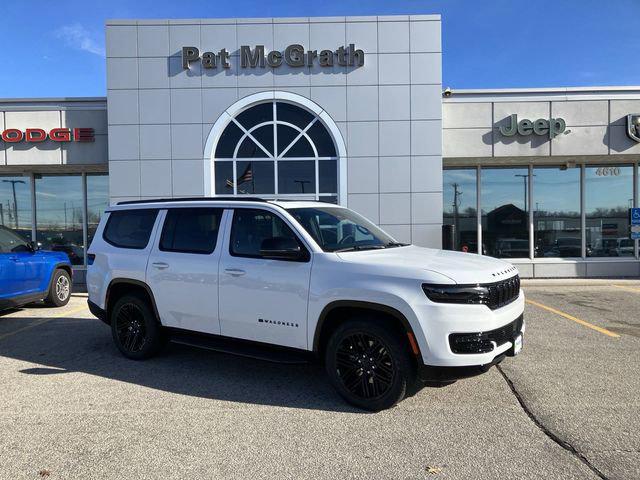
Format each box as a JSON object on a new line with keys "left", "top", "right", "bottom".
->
{"left": 2, "top": 14, "right": 640, "bottom": 282}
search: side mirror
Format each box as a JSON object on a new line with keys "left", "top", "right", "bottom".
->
{"left": 260, "top": 237, "right": 307, "bottom": 261}
{"left": 28, "top": 241, "right": 39, "bottom": 251}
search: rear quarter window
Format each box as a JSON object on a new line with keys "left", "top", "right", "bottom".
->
{"left": 103, "top": 209, "right": 159, "bottom": 249}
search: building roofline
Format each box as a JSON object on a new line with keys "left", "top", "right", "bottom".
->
{"left": 444, "top": 86, "right": 640, "bottom": 95}
{"left": 443, "top": 86, "right": 640, "bottom": 102}
{"left": 105, "top": 14, "right": 440, "bottom": 26}
{"left": 0, "top": 97, "right": 106, "bottom": 103}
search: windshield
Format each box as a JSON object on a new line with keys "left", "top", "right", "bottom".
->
{"left": 289, "top": 207, "right": 405, "bottom": 252}
{"left": 0, "top": 226, "right": 30, "bottom": 253}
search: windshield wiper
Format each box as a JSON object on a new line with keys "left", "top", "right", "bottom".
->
{"left": 385, "top": 242, "right": 409, "bottom": 248}
{"left": 333, "top": 245, "right": 387, "bottom": 253}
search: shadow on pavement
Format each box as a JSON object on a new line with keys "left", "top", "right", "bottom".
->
{"left": 0, "top": 314, "right": 400, "bottom": 413}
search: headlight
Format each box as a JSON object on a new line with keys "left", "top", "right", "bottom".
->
{"left": 422, "top": 284, "right": 490, "bottom": 305}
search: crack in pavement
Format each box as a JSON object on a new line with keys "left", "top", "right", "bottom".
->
{"left": 496, "top": 365, "right": 609, "bottom": 480}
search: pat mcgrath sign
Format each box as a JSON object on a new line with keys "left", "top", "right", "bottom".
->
{"left": 499, "top": 114, "right": 568, "bottom": 139}
{"left": 0, "top": 128, "right": 94, "bottom": 143}
{"left": 182, "top": 44, "right": 365, "bottom": 69}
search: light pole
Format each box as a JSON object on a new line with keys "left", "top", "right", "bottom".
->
{"left": 2, "top": 179, "right": 26, "bottom": 229}
{"left": 514, "top": 174, "right": 535, "bottom": 213}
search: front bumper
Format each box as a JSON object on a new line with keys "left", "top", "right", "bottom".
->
{"left": 412, "top": 290, "right": 526, "bottom": 367}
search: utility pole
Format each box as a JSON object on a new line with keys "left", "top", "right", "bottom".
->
{"left": 452, "top": 182, "right": 461, "bottom": 247}
{"left": 514, "top": 174, "right": 535, "bottom": 214}
{"left": 2, "top": 179, "right": 26, "bottom": 229}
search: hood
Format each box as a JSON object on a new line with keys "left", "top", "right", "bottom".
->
{"left": 336, "top": 245, "right": 518, "bottom": 284}
{"left": 38, "top": 249, "right": 71, "bottom": 263}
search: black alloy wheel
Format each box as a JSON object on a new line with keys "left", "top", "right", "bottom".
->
{"left": 115, "top": 303, "right": 148, "bottom": 354}
{"left": 110, "top": 294, "right": 165, "bottom": 360}
{"left": 325, "top": 320, "right": 415, "bottom": 411}
{"left": 336, "top": 333, "right": 395, "bottom": 400}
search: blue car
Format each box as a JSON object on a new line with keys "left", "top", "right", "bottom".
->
{"left": 0, "top": 226, "right": 73, "bottom": 310}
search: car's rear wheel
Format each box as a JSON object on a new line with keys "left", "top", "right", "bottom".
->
{"left": 325, "top": 320, "right": 416, "bottom": 411}
{"left": 110, "top": 294, "right": 165, "bottom": 360}
{"left": 45, "top": 269, "right": 71, "bottom": 307}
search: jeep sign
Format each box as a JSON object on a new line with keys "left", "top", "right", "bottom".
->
{"left": 499, "top": 114, "right": 567, "bottom": 139}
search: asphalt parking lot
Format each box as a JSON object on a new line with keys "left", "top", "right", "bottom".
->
{"left": 1, "top": 285, "right": 639, "bottom": 480}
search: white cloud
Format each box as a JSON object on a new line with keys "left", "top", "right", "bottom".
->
{"left": 55, "top": 24, "right": 105, "bottom": 57}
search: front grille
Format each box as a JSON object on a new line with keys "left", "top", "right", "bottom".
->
{"left": 449, "top": 315, "right": 524, "bottom": 354}
{"left": 485, "top": 275, "right": 520, "bottom": 310}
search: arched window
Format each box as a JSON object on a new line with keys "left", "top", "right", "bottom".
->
{"left": 213, "top": 101, "right": 338, "bottom": 203}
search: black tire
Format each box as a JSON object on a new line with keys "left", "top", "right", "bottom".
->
{"left": 325, "top": 320, "right": 416, "bottom": 411}
{"left": 110, "top": 294, "right": 165, "bottom": 360}
{"left": 45, "top": 269, "right": 71, "bottom": 307}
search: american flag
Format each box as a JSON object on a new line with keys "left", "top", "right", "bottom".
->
{"left": 237, "top": 163, "right": 253, "bottom": 184}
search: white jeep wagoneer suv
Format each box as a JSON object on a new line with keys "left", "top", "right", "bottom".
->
{"left": 87, "top": 198, "right": 524, "bottom": 411}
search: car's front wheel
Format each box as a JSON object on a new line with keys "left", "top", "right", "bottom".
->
{"left": 45, "top": 269, "right": 71, "bottom": 307}
{"left": 110, "top": 294, "right": 165, "bottom": 360}
{"left": 325, "top": 320, "right": 416, "bottom": 411}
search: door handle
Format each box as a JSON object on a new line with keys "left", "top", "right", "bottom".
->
{"left": 152, "top": 262, "right": 169, "bottom": 269}
{"left": 224, "top": 268, "right": 246, "bottom": 277}
{"left": 8, "top": 256, "right": 18, "bottom": 262}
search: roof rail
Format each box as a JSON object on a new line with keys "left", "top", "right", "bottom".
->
{"left": 116, "top": 196, "right": 269, "bottom": 206}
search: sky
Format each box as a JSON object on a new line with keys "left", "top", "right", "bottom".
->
{"left": 0, "top": 0, "right": 638, "bottom": 97}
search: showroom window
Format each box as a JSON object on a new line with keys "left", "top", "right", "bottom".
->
{"left": 444, "top": 164, "right": 639, "bottom": 260}
{"left": 533, "top": 166, "right": 581, "bottom": 258}
{"left": 442, "top": 168, "right": 478, "bottom": 253}
{"left": 1, "top": 172, "right": 108, "bottom": 266}
{"left": 214, "top": 101, "right": 338, "bottom": 203}
{"left": 585, "top": 165, "right": 634, "bottom": 257}
{"left": 481, "top": 168, "right": 530, "bottom": 258}
{"left": 35, "top": 175, "right": 85, "bottom": 265}
{"left": 87, "top": 174, "right": 109, "bottom": 249}
{"left": 0, "top": 175, "right": 32, "bottom": 242}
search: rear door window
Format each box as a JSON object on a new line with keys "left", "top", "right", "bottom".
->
{"left": 159, "top": 208, "right": 223, "bottom": 254}
{"left": 103, "top": 209, "right": 158, "bottom": 249}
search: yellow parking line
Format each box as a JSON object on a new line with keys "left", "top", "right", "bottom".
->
{"left": 0, "top": 305, "right": 88, "bottom": 341}
{"left": 525, "top": 299, "right": 620, "bottom": 338}
{"left": 612, "top": 284, "right": 640, "bottom": 294}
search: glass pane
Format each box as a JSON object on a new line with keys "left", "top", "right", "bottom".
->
{"left": 230, "top": 208, "right": 300, "bottom": 257}
{"left": 235, "top": 102, "right": 273, "bottom": 130}
{"left": 290, "top": 206, "right": 396, "bottom": 252}
{"left": 533, "top": 167, "right": 581, "bottom": 257}
{"left": 160, "top": 208, "right": 223, "bottom": 254}
{"left": 318, "top": 195, "right": 338, "bottom": 204}
{"left": 277, "top": 124, "right": 300, "bottom": 156}
{"left": 282, "top": 137, "right": 314, "bottom": 157}
{"left": 481, "top": 168, "right": 529, "bottom": 258}
{"left": 250, "top": 124, "right": 274, "bottom": 156}
{"left": 585, "top": 165, "right": 634, "bottom": 257}
{"left": 319, "top": 160, "right": 337, "bottom": 193}
{"left": 236, "top": 136, "right": 269, "bottom": 158}
{"left": 35, "top": 175, "right": 84, "bottom": 265}
{"left": 443, "top": 169, "right": 477, "bottom": 253}
{"left": 235, "top": 161, "right": 274, "bottom": 194}
{"left": 215, "top": 121, "right": 243, "bottom": 158}
{"left": 103, "top": 209, "right": 158, "bottom": 250}
{"left": 215, "top": 162, "right": 234, "bottom": 195}
{"left": 276, "top": 102, "right": 314, "bottom": 129}
{"left": 278, "top": 160, "right": 316, "bottom": 194}
{"left": 87, "top": 174, "right": 109, "bottom": 249}
{"left": 307, "top": 120, "right": 337, "bottom": 157}
{"left": 0, "top": 175, "right": 32, "bottom": 242}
